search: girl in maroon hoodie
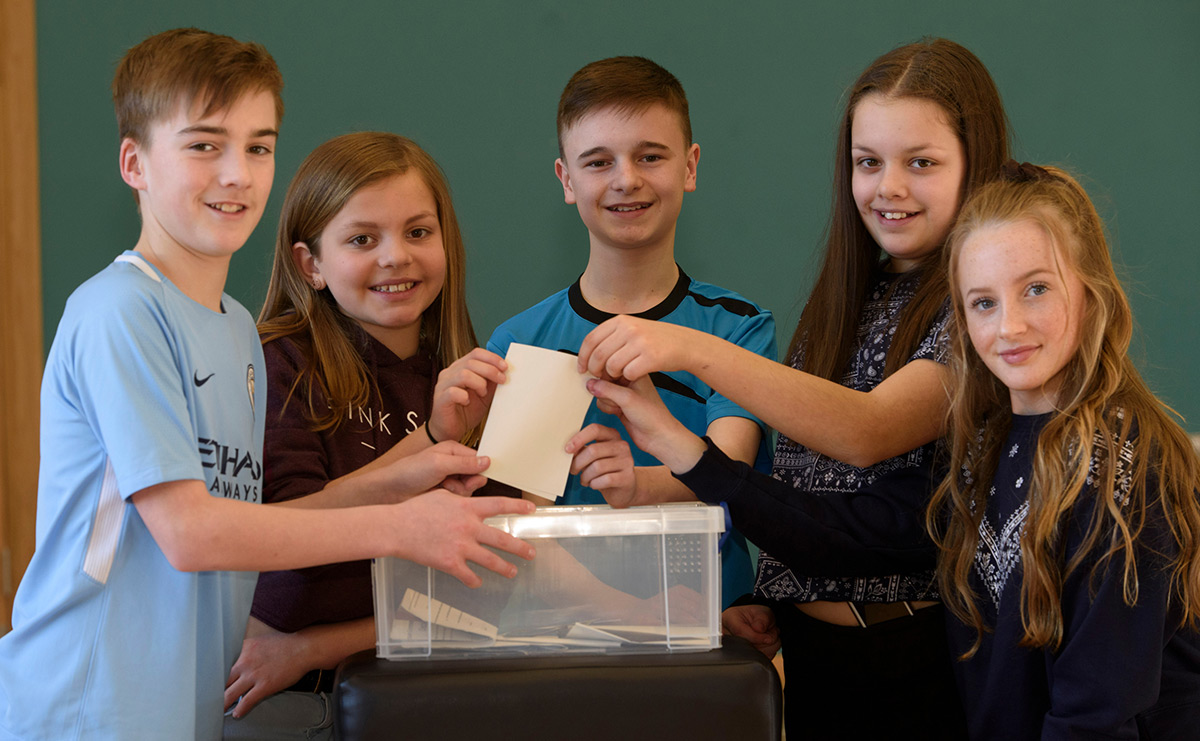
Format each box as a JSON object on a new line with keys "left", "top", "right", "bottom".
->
{"left": 224, "top": 132, "right": 517, "bottom": 739}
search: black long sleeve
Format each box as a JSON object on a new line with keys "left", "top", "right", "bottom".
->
{"left": 675, "top": 438, "right": 938, "bottom": 576}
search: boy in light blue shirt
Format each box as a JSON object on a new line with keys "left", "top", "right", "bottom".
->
{"left": 0, "top": 28, "right": 533, "bottom": 740}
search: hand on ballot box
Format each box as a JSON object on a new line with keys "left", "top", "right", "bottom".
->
{"left": 399, "top": 492, "right": 535, "bottom": 588}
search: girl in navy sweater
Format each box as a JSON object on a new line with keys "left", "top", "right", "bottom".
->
{"left": 587, "top": 163, "right": 1200, "bottom": 737}
{"left": 931, "top": 163, "right": 1200, "bottom": 738}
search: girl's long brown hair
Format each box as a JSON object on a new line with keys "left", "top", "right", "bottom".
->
{"left": 790, "top": 38, "right": 1010, "bottom": 378}
{"left": 930, "top": 165, "right": 1200, "bottom": 657}
{"left": 258, "top": 132, "right": 478, "bottom": 435}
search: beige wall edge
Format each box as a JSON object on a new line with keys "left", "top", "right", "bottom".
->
{"left": 0, "top": 0, "right": 43, "bottom": 632}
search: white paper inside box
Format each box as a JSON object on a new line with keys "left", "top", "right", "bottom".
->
{"left": 373, "top": 503, "right": 724, "bottom": 659}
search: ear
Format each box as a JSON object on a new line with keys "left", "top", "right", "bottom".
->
{"left": 119, "top": 138, "right": 148, "bottom": 191}
{"left": 683, "top": 142, "right": 700, "bottom": 193}
{"left": 292, "top": 241, "right": 323, "bottom": 289}
{"left": 554, "top": 158, "right": 577, "bottom": 205}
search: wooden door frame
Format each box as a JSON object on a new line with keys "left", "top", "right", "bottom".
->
{"left": 0, "top": 0, "right": 43, "bottom": 632}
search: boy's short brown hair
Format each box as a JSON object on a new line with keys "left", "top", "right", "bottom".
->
{"left": 556, "top": 56, "right": 690, "bottom": 158}
{"left": 112, "top": 28, "right": 283, "bottom": 145}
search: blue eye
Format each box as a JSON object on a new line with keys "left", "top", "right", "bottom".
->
{"left": 970, "top": 297, "right": 995, "bottom": 311}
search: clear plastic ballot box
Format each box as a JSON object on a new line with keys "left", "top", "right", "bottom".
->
{"left": 373, "top": 503, "right": 724, "bottom": 659}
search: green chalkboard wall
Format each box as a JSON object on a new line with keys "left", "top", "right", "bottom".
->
{"left": 37, "top": 0, "right": 1200, "bottom": 426}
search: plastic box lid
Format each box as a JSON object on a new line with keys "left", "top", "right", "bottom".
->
{"left": 484, "top": 502, "right": 726, "bottom": 539}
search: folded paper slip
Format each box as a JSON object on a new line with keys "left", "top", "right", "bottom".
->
{"left": 477, "top": 343, "right": 594, "bottom": 499}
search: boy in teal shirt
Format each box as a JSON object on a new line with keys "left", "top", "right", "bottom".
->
{"left": 488, "top": 57, "right": 775, "bottom": 607}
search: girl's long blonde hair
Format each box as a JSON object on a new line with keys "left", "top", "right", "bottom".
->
{"left": 258, "top": 132, "right": 478, "bottom": 435}
{"left": 930, "top": 164, "right": 1200, "bottom": 657}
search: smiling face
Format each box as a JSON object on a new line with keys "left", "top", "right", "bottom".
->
{"left": 121, "top": 89, "right": 278, "bottom": 264}
{"left": 555, "top": 103, "right": 699, "bottom": 256}
{"left": 295, "top": 171, "right": 447, "bottom": 359}
{"left": 850, "top": 94, "right": 965, "bottom": 272}
{"left": 957, "top": 218, "right": 1088, "bottom": 414}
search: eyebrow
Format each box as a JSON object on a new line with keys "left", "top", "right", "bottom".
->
{"left": 575, "top": 140, "right": 670, "bottom": 161}
{"left": 963, "top": 268, "right": 1055, "bottom": 296}
{"left": 406, "top": 211, "right": 438, "bottom": 224}
{"left": 177, "top": 124, "right": 279, "bottom": 138}
{"left": 1014, "top": 267, "right": 1054, "bottom": 282}
{"left": 338, "top": 212, "right": 438, "bottom": 230}
{"left": 851, "top": 143, "right": 951, "bottom": 155}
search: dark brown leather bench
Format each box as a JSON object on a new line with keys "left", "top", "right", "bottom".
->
{"left": 334, "top": 636, "right": 782, "bottom": 740}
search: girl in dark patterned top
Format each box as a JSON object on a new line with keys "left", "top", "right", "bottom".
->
{"left": 573, "top": 38, "right": 1010, "bottom": 738}
{"left": 223, "top": 133, "right": 529, "bottom": 739}
{"left": 931, "top": 163, "right": 1200, "bottom": 738}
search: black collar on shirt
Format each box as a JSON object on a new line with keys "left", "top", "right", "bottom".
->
{"left": 568, "top": 265, "right": 691, "bottom": 324}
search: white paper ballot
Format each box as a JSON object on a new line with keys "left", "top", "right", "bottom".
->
{"left": 399, "top": 588, "right": 498, "bottom": 639}
{"left": 477, "top": 343, "right": 594, "bottom": 499}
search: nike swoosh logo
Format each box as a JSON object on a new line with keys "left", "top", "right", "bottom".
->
{"left": 194, "top": 372, "right": 215, "bottom": 387}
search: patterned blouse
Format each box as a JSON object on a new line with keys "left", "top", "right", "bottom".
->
{"left": 754, "top": 266, "right": 949, "bottom": 604}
